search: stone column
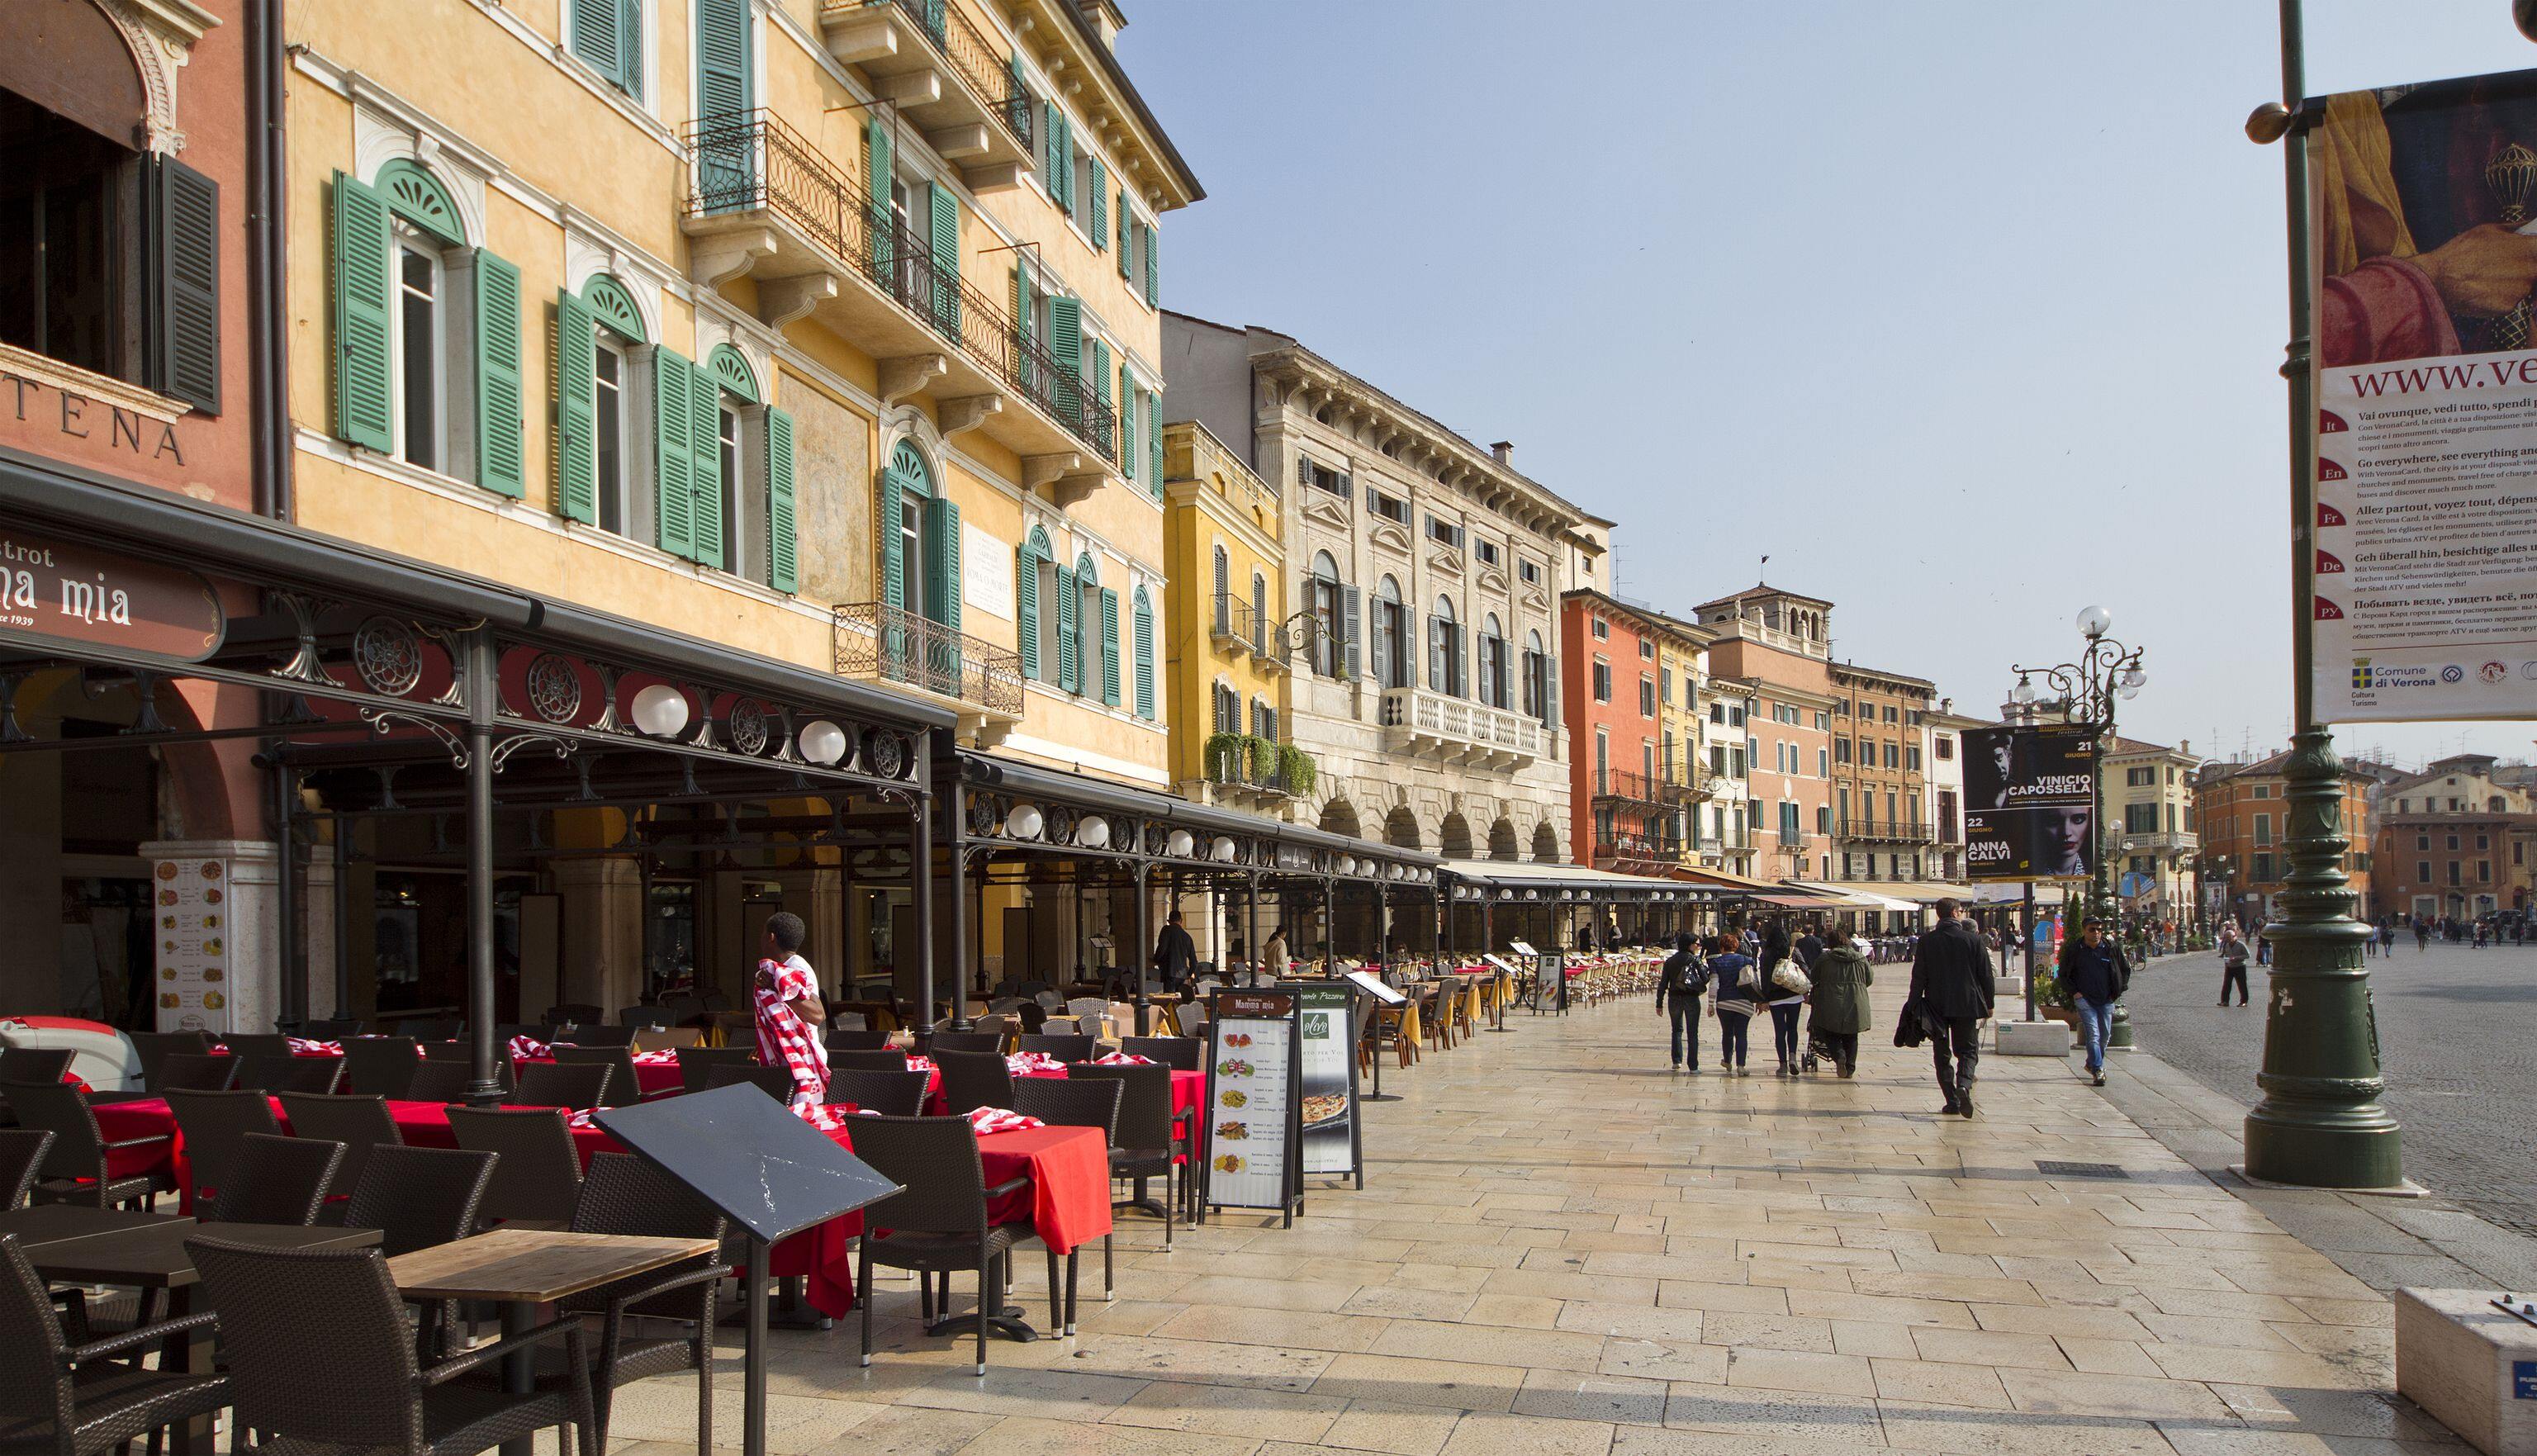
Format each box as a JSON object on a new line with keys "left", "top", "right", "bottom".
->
{"left": 139, "top": 839, "right": 280, "bottom": 1036}
{"left": 303, "top": 857, "right": 339, "bottom": 1021}
{"left": 551, "top": 856, "right": 644, "bottom": 1015}
{"left": 774, "top": 865, "right": 844, "bottom": 988}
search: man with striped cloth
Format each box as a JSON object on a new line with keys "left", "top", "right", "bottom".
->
{"left": 753, "top": 912, "right": 829, "bottom": 1111}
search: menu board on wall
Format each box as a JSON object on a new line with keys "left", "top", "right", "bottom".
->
{"left": 1199, "top": 989, "right": 1300, "bottom": 1225}
{"left": 154, "top": 856, "right": 233, "bottom": 1034}
{"left": 1282, "top": 982, "right": 1361, "bottom": 1187}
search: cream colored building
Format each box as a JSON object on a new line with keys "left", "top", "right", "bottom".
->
{"left": 1162, "top": 314, "right": 1590, "bottom": 866}
{"left": 2103, "top": 736, "right": 2203, "bottom": 922}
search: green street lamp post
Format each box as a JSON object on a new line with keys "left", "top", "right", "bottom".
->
{"left": 2010, "top": 605, "right": 2146, "bottom": 1046}
{"left": 2236, "top": 0, "right": 2403, "bottom": 1189}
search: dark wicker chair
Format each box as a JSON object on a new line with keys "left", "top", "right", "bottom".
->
{"left": 1009, "top": 1076, "right": 1122, "bottom": 1315}
{"left": 339, "top": 1145, "right": 496, "bottom": 1257}
{"left": 403, "top": 1020, "right": 464, "bottom": 1041}
{"left": 546, "top": 1046, "right": 642, "bottom": 1106}
{"left": 505, "top": 1062, "right": 610, "bottom": 1111}
{"left": 543, "top": 1004, "right": 604, "bottom": 1031}
{"left": 277, "top": 1093, "right": 401, "bottom": 1199}
{"left": 671, "top": 1047, "right": 756, "bottom": 1097}
{"left": 703, "top": 1065, "right": 794, "bottom": 1101}
{"left": 553, "top": 1023, "right": 634, "bottom": 1048}
{"left": 1120, "top": 1036, "right": 1202, "bottom": 1071}
{"left": 234, "top": 1055, "right": 342, "bottom": 1095}
{"left": 932, "top": 1051, "right": 1012, "bottom": 1117}
{"left": 342, "top": 1037, "right": 422, "bottom": 1098}
{"left": 164, "top": 1088, "right": 281, "bottom": 1206}
{"left": 827, "top": 1049, "right": 908, "bottom": 1073}
{"left": 127, "top": 1032, "right": 211, "bottom": 1091}
{"left": 205, "top": 1133, "right": 343, "bottom": 1226}
{"left": 296, "top": 1019, "right": 366, "bottom": 1039}
{"left": 0, "top": 1128, "right": 51, "bottom": 1210}
{"left": 185, "top": 1234, "right": 594, "bottom": 1456}
{"left": 418, "top": 1041, "right": 469, "bottom": 1062}
{"left": 4, "top": 1082, "right": 171, "bottom": 1210}
{"left": 219, "top": 1034, "right": 294, "bottom": 1062}
{"left": 1012, "top": 1034, "right": 1094, "bottom": 1062}
{"left": 0, "top": 1233, "right": 230, "bottom": 1456}
{"left": 926, "top": 1030, "right": 1003, "bottom": 1055}
{"left": 823, "top": 1069, "right": 930, "bottom": 1116}
{"left": 613, "top": 1007, "right": 667, "bottom": 1029}
{"left": 152, "top": 1053, "right": 238, "bottom": 1093}
{"left": 822, "top": 1028, "right": 893, "bottom": 1053}
{"left": 848, "top": 1115, "right": 1050, "bottom": 1377}
{"left": 444, "top": 1108, "right": 581, "bottom": 1230}
{"left": 1065, "top": 1063, "right": 1182, "bottom": 1247}
{"left": 399, "top": 1062, "right": 474, "bottom": 1104}
{"left": 0, "top": 1048, "right": 75, "bottom": 1084}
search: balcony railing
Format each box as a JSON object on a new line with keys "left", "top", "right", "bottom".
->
{"left": 1378, "top": 685, "right": 1544, "bottom": 767}
{"left": 1833, "top": 817, "right": 1935, "bottom": 844}
{"left": 683, "top": 110, "right": 1114, "bottom": 465}
{"left": 863, "top": 0, "right": 1032, "bottom": 149}
{"left": 1212, "top": 592, "right": 1263, "bottom": 652}
{"left": 834, "top": 600, "right": 1022, "bottom": 716}
{"left": 1203, "top": 735, "right": 1305, "bottom": 798}
{"left": 1591, "top": 768, "right": 1696, "bottom": 807}
{"left": 1594, "top": 832, "right": 1683, "bottom": 866}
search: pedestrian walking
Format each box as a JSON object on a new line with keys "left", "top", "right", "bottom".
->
{"left": 1707, "top": 933, "right": 1761, "bottom": 1076}
{"left": 1906, "top": 899, "right": 1994, "bottom": 1117}
{"left": 2217, "top": 923, "right": 2252, "bottom": 1006}
{"left": 1761, "top": 924, "right": 1806, "bottom": 1076}
{"left": 2256, "top": 932, "right": 2272, "bottom": 966}
{"left": 1656, "top": 932, "right": 1708, "bottom": 1072}
{"left": 2380, "top": 920, "right": 2396, "bottom": 956}
{"left": 2059, "top": 920, "right": 2130, "bottom": 1087}
{"left": 1795, "top": 920, "right": 1825, "bottom": 970}
{"left": 1806, "top": 933, "right": 1873, "bottom": 1078}
{"left": 1151, "top": 909, "right": 1197, "bottom": 993}
{"left": 2415, "top": 917, "right": 2430, "bottom": 951}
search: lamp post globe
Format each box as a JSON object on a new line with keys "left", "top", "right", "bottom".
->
{"left": 2077, "top": 605, "right": 2113, "bottom": 639}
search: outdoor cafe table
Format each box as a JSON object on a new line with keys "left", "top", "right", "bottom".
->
{"left": 207, "top": 1040, "right": 686, "bottom": 1098}
{"left": 88, "top": 1095, "right": 1113, "bottom": 1321}
{"left": 16, "top": 1213, "right": 379, "bottom": 1456}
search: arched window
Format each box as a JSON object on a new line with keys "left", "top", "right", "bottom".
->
{"left": 1310, "top": 552, "right": 1344, "bottom": 678}
{"left": 1429, "top": 595, "right": 1463, "bottom": 698}
{"left": 879, "top": 441, "right": 951, "bottom": 627}
{"left": 1017, "top": 524, "right": 1055, "bottom": 682}
{"left": 553, "top": 272, "right": 652, "bottom": 539}
{"left": 1477, "top": 613, "right": 1507, "bottom": 709}
{"left": 696, "top": 343, "right": 793, "bottom": 590}
{"left": 1372, "top": 576, "right": 1406, "bottom": 690}
{"left": 1521, "top": 629, "right": 1551, "bottom": 723}
{"left": 1131, "top": 586, "right": 1156, "bottom": 720}
{"left": 1077, "top": 552, "right": 1119, "bottom": 706}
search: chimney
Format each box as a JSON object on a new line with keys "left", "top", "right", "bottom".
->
{"left": 1490, "top": 441, "right": 1513, "bottom": 467}
{"left": 1074, "top": 0, "right": 1123, "bottom": 51}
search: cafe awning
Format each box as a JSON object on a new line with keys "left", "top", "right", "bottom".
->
{"left": 1439, "top": 859, "right": 1709, "bottom": 899}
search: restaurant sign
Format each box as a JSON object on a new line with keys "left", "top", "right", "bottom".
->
{"left": 0, "top": 529, "right": 224, "bottom": 663}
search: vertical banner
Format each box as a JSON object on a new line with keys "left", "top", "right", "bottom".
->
{"left": 2307, "top": 69, "right": 2537, "bottom": 720}
{"left": 1201, "top": 990, "right": 1301, "bottom": 1223}
{"left": 1963, "top": 725, "right": 2098, "bottom": 882}
{"left": 155, "top": 856, "right": 233, "bottom": 1033}
{"left": 1282, "top": 982, "right": 1361, "bottom": 1184}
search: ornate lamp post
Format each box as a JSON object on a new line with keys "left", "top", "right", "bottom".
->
{"left": 2011, "top": 605, "right": 2147, "bottom": 1046}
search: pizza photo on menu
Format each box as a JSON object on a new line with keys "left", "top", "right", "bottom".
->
{"left": 1302, "top": 1093, "right": 1347, "bottom": 1126}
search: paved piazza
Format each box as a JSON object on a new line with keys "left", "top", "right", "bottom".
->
{"left": 590, "top": 979, "right": 2467, "bottom": 1456}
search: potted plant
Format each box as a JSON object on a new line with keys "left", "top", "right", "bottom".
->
{"left": 1203, "top": 732, "right": 1247, "bottom": 785}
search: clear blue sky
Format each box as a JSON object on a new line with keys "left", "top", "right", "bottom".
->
{"left": 1119, "top": 0, "right": 2537, "bottom": 770}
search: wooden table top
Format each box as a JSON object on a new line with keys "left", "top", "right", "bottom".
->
{"left": 24, "top": 1220, "right": 380, "bottom": 1287}
{"left": 386, "top": 1228, "right": 718, "bottom": 1303}
{"left": 0, "top": 1205, "right": 192, "bottom": 1255}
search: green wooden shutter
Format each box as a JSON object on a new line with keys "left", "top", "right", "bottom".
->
{"left": 616, "top": 0, "right": 642, "bottom": 96}
{"left": 1055, "top": 565, "right": 1079, "bottom": 694}
{"left": 924, "top": 495, "right": 960, "bottom": 633}
{"left": 927, "top": 182, "right": 960, "bottom": 335}
{"left": 878, "top": 470, "right": 904, "bottom": 609}
{"left": 1099, "top": 587, "right": 1121, "bottom": 706}
{"left": 569, "top": 0, "right": 620, "bottom": 89}
{"left": 471, "top": 250, "right": 524, "bottom": 496}
{"left": 1015, "top": 543, "right": 1040, "bottom": 680}
{"left": 1132, "top": 590, "right": 1155, "bottom": 719}
{"left": 1047, "top": 295, "right": 1080, "bottom": 420}
{"left": 330, "top": 172, "right": 393, "bottom": 453}
{"left": 1117, "top": 190, "right": 1131, "bottom": 277}
{"left": 766, "top": 407, "right": 797, "bottom": 592}
{"left": 555, "top": 289, "right": 597, "bottom": 522}
{"left": 688, "top": 359, "right": 722, "bottom": 567}
{"left": 1010, "top": 267, "right": 1031, "bottom": 358}
{"left": 1042, "top": 102, "right": 1065, "bottom": 208}
{"left": 696, "top": 0, "right": 751, "bottom": 117}
{"left": 1147, "top": 402, "right": 1162, "bottom": 500}
{"left": 1341, "top": 585, "right": 1361, "bottom": 681}
{"left": 865, "top": 116, "right": 894, "bottom": 276}
{"left": 1143, "top": 225, "right": 1159, "bottom": 306}
{"left": 1088, "top": 157, "right": 1107, "bottom": 249}
{"left": 153, "top": 157, "right": 221, "bottom": 413}
{"left": 1117, "top": 377, "right": 1136, "bottom": 483}
{"left": 653, "top": 349, "right": 694, "bottom": 557}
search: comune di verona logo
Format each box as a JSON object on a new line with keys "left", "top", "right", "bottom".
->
{"left": 2482, "top": 661, "right": 2509, "bottom": 684}
{"left": 2351, "top": 658, "right": 2375, "bottom": 690}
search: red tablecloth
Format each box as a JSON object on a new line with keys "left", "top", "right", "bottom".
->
{"left": 513, "top": 1054, "right": 685, "bottom": 1098}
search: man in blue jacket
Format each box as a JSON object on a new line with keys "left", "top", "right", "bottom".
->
{"left": 2059, "top": 920, "right": 2130, "bottom": 1087}
{"left": 1655, "top": 932, "right": 1707, "bottom": 1072}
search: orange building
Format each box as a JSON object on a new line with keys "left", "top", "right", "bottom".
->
{"left": 1559, "top": 589, "right": 1710, "bottom": 875}
{"left": 2193, "top": 749, "right": 2376, "bottom": 929}
{"left": 1694, "top": 586, "right": 1837, "bottom": 882}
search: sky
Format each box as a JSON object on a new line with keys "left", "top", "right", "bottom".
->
{"left": 1117, "top": 0, "right": 2537, "bottom": 771}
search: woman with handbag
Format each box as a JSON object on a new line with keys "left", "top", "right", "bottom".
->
{"left": 1760, "top": 923, "right": 1809, "bottom": 1075}
{"left": 1706, "top": 932, "right": 1759, "bottom": 1076}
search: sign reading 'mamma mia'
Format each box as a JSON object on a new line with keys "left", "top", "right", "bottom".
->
{"left": 0, "top": 530, "right": 224, "bottom": 664}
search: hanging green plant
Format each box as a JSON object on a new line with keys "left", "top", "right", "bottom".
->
{"left": 1202, "top": 732, "right": 1247, "bottom": 784}
{"left": 1278, "top": 744, "right": 1317, "bottom": 798}
{"left": 1247, "top": 734, "right": 1279, "bottom": 778}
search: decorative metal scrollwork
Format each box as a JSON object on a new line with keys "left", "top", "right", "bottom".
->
{"left": 1109, "top": 815, "right": 1136, "bottom": 853}
{"left": 353, "top": 616, "right": 425, "bottom": 697}
{"left": 357, "top": 706, "right": 468, "bottom": 768}
{"left": 488, "top": 733, "right": 576, "bottom": 774}
{"left": 727, "top": 699, "right": 771, "bottom": 756}
{"left": 968, "top": 794, "right": 1003, "bottom": 837}
{"left": 269, "top": 592, "right": 334, "bottom": 685}
{"left": 1144, "top": 823, "right": 1169, "bottom": 856}
{"left": 590, "top": 665, "right": 625, "bottom": 734}
{"left": 524, "top": 654, "right": 583, "bottom": 723}
{"left": 861, "top": 727, "right": 908, "bottom": 781}
{"left": 1045, "top": 804, "right": 1079, "bottom": 847}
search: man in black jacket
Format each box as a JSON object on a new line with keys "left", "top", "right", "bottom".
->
{"left": 1655, "top": 932, "right": 1706, "bottom": 1072}
{"left": 1908, "top": 899, "right": 1995, "bottom": 1117}
{"left": 2059, "top": 921, "right": 2130, "bottom": 1087}
{"left": 1151, "top": 911, "right": 1197, "bottom": 992}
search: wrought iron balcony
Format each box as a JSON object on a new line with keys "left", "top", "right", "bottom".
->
{"left": 1202, "top": 735, "right": 1308, "bottom": 800}
{"left": 834, "top": 600, "right": 1022, "bottom": 718}
{"left": 1593, "top": 830, "right": 1683, "bottom": 869}
{"left": 1378, "top": 685, "right": 1543, "bottom": 770}
{"left": 1591, "top": 768, "right": 1697, "bottom": 808}
{"left": 681, "top": 111, "right": 1115, "bottom": 470}
{"left": 818, "top": 1, "right": 1033, "bottom": 178}
{"left": 1833, "top": 817, "right": 1935, "bottom": 844}
{"left": 2118, "top": 828, "right": 2200, "bottom": 856}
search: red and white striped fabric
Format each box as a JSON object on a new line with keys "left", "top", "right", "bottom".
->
{"left": 903, "top": 1055, "right": 937, "bottom": 1076}
{"left": 285, "top": 1038, "right": 344, "bottom": 1055}
{"left": 1004, "top": 1052, "right": 1067, "bottom": 1074}
{"left": 631, "top": 1049, "right": 678, "bottom": 1067}
{"left": 506, "top": 1035, "right": 549, "bottom": 1061}
{"left": 753, "top": 956, "right": 829, "bottom": 1112}
{"left": 966, "top": 1107, "right": 1043, "bottom": 1135}
{"left": 1092, "top": 1051, "right": 1155, "bottom": 1066}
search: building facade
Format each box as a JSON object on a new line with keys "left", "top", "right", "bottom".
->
{"left": 1695, "top": 586, "right": 1838, "bottom": 882}
{"left": 2195, "top": 750, "right": 2375, "bottom": 927}
{"left": 1924, "top": 705, "right": 1987, "bottom": 884}
{"left": 283, "top": 0, "right": 1198, "bottom": 1013}
{"left": 1700, "top": 679, "right": 1757, "bottom": 876}
{"left": 1558, "top": 586, "right": 1710, "bottom": 876}
{"left": 2103, "top": 737, "right": 2202, "bottom": 925}
{"left": 2373, "top": 813, "right": 2523, "bottom": 922}
{"left": 1162, "top": 419, "right": 1297, "bottom": 814}
{"left": 1162, "top": 313, "right": 1586, "bottom": 864}
{"left": 1826, "top": 661, "right": 1937, "bottom": 884}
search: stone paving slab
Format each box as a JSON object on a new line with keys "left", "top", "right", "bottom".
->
{"left": 572, "top": 979, "right": 2490, "bottom": 1455}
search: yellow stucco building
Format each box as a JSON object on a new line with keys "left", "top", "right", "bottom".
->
{"left": 1161, "top": 420, "right": 1299, "bottom": 817}
{"left": 283, "top": 0, "right": 1200, "bottom": 1011}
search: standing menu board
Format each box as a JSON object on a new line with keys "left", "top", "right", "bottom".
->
{"left": 154, "top": 856, "right": 233, "bottom": 1033}
{"left": 1200, "top": 989, "right": 1301, "bottom": 1226}
{"left": 1280, "top": 982, "right": 1362, "bottom": 1188}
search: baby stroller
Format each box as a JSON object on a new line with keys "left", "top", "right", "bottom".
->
{"left": 1800, "top": 1028, "right": 1839, "bottom": 1074}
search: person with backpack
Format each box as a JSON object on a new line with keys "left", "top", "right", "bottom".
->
{"left": 1656, "top": 932, "right": 1709, "bottom": 1072}
{"left": 1707, "top": 932, "right": 1760, "bottom": 1076}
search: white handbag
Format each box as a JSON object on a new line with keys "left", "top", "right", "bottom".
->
{"left": 1769, "top": 960, "right": 1811, "bottom": 995}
